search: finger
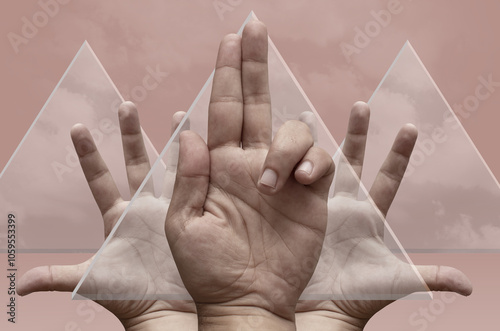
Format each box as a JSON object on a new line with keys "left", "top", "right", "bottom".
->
{"left": 165, "top": 131, "right": 210, "bottom": 243}
{"left": 369, "top": 124, "right": 418, "bottom": 216}
{"left": 118, "top": 101, "right": 154, "bottom": 195}
{"left": 294, "top": 146, "right": 335, "bottom": 194}
{"left": 162, "top": 111, "right": 189, "bottom": 200}
{"left": 334, "top": 102, "right": 370, "bottom": 196}
{"left": 241, "top": 19, "right": 272, "bottom": 149}
{"left": 258, "top": 120, "right": 314, "bottom": 194}
{"left": 208, "top": 34, "right": 243, "bottom": 149}
{"left": 416, "top": 265, "right": 473, "bottom": 296}
{"left": 71, "top": 124, "right": 123, "bottom": 218}
{"left": 298, "top": 111, "right": 318, "bottom": 143}
{"left": 18, "top": 263, "right": 88, "bottom": 295}
{"left": 342, "top": 102, "right": 370, "bottom": 178}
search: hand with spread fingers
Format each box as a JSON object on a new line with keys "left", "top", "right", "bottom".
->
{"left": 18, "top": 102, "right": 197, "bottom": 331}
{"left": 295, "top": 102, "right": 473, "bottom": 331}
{"left": 164, "top": 20, "right": 334, "bottom": 330}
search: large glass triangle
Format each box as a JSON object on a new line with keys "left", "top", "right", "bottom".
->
{"left": 74, "top": 12, "right": 429, "bottom": 301}
{"left": 0, "top": 42, "right": 163, "bottom": 252}
{"left": 363, "top": 42, "right": 500, "bottom": 251}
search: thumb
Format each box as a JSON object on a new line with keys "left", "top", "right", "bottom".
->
{"left": 18, "top": 262, "right": 89, "bottom": 296}
{"left": 165, "top": 131, "right": 210, "bottom": 242}
{"left": 416, "top": 265, "right": 473, "bottom": 296}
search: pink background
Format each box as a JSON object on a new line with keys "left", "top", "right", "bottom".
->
{"left": 1, "top": 0, "right": 499, "bottom": 330}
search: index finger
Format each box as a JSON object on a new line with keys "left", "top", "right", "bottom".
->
{"left": 369, "top": 124, "right": 418, "bottom": 216}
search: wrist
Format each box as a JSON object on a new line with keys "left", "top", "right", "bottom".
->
{"left": 296, "top": 311, "right": 366, "bottom": 331}
{"left": 122, "top": 310, "right": 197, "bottom": 331}
{"left": 197, "top": 304, "right": 296, "bottom": 331}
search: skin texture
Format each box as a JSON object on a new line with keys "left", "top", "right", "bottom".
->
{"left": 164, "top": 19, "right": 334, "bottom": 330}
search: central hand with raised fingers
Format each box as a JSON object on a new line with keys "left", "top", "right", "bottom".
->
{"left": 164, "top": 20, "right": 334, "bottom": 330}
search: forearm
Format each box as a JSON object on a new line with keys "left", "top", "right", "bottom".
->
{"left": 197, "top": 305, "right": 297, "bottom": 331}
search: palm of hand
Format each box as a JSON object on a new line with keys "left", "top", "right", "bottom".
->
{"left": 169, "top": 146, "right": 327, "bottom": 314}
{"left": 301, "top": 195, "right": 425, "bottom": 320}
{"left": 78, "top": 194, "right": 193, "bottom": 319}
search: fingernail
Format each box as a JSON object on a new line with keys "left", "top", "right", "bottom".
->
{"left": 260, "top": 168, "right": 277, "bottom": 188}
{"left": 297, "top": 161, "right": 313, "bottom": 175}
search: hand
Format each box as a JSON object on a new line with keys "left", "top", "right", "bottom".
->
{"left": 18, "top": 102, "right": 197, "bottom": 331}
{"left": 295, "top": 102, "right": 473, "bottom": 330}
{"left": 164, "top": 20, "right": 335, "bottom": 330}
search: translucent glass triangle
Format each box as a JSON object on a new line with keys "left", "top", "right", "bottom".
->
{"left": 0, "top": 42, "right": 163, "bottom": 252}
{"left": 363, "top": 42, "right": 500, "bottom": 251}
{"left": 74, "top": 13, "right": 429, "bottom": 301}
